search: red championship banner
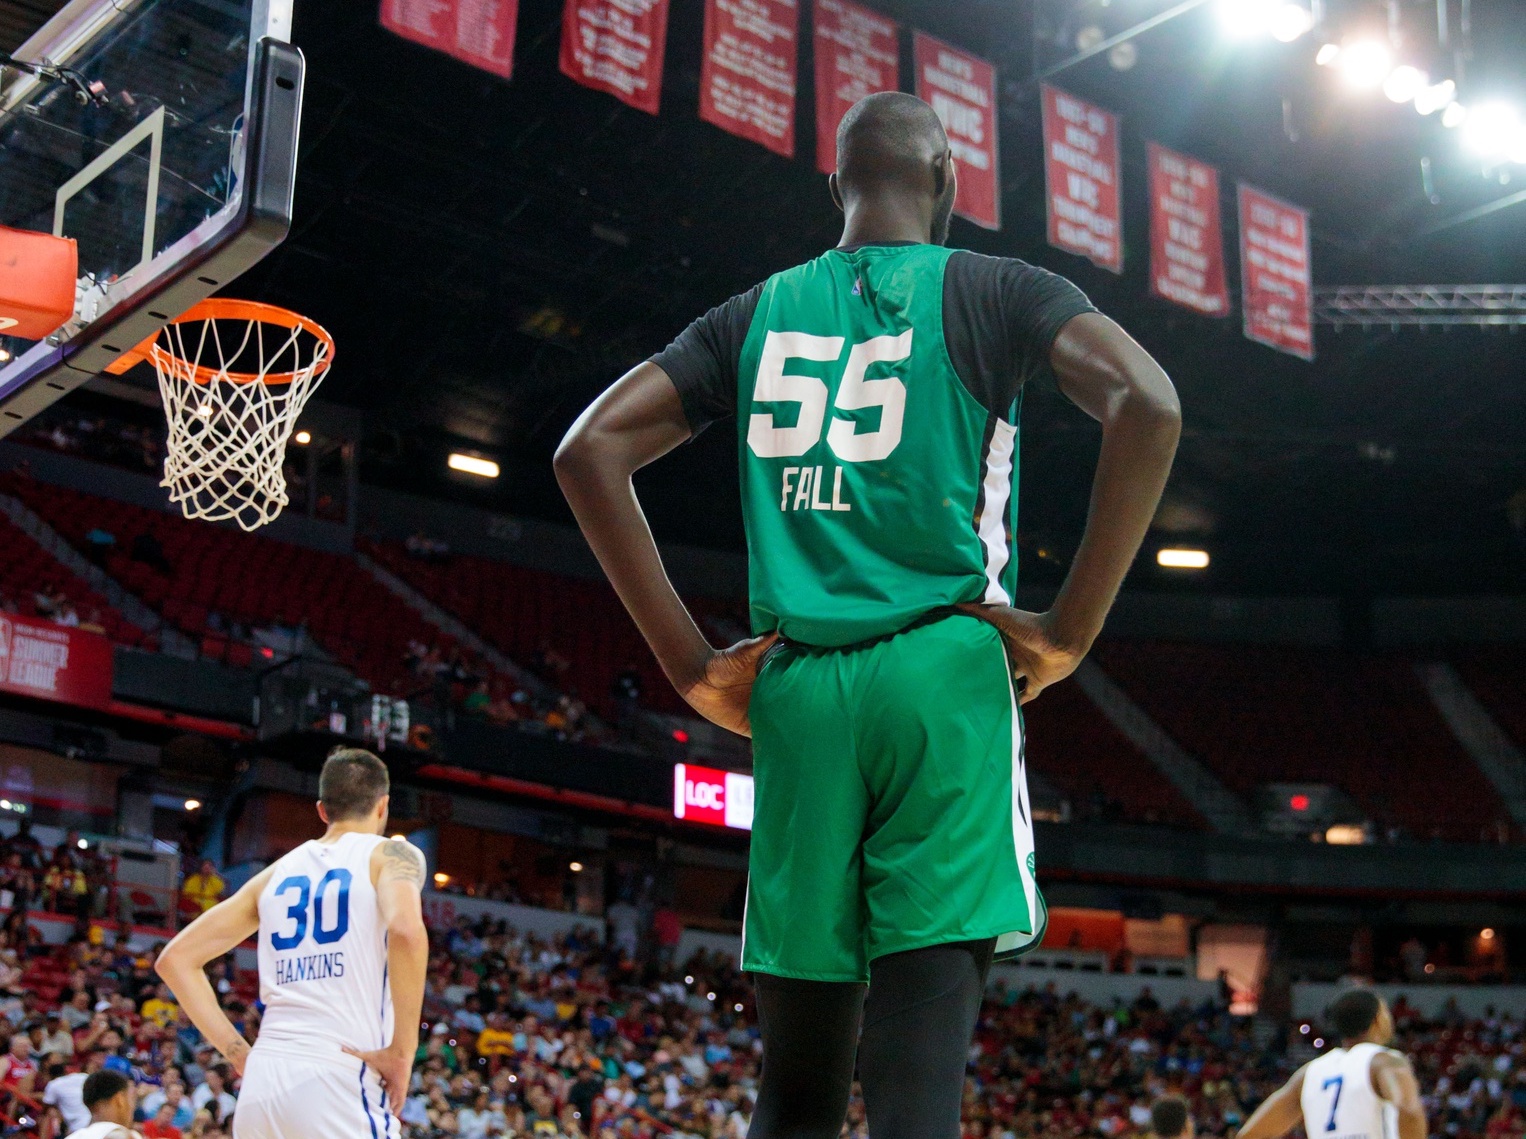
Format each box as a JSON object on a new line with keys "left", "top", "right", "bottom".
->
{"left": 1147, "top": 143, "right": 1229, "bottom": 317}
{"left": 0, "top": 616, "right": 112, "bottom": 711}
{"left": 813, "top": 0, "right": 899, "bottom": 176}
{"left": 914, "top": 32, "right": 999, "bottom": 230}
{"left": 559, "top": 0, "right": 671, "bottom": 115}
{"left": 380, "top": 0, "right": 519, "bottom": 81}
{"left": 1237, "top": 183, "right": 1314, "bottom": 360}
{"left": 1041, "top": 84, "right": 1122, "bottom": 272}
{"left": 699, "top": 0, "right": 799, "bottom": 158}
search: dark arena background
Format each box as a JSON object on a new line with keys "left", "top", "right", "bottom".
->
{"left": 0, "top": 0, "right": 1524, "bottom": 1135}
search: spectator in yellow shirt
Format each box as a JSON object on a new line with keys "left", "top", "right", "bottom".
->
{"left": 140, "top": 982, "right": 180, "bottom": 1029}
{"left": 181, "top": 860, "right": 225, "bottom": 913}
{"left": 474, "top": 1012, "right": 517, "bottom": 1058}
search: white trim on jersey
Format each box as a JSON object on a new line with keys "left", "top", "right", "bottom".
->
{"left": 995, "top": 665, "right": 1044, "bottom": 958}
{"left": 978, "top": 420, "right": 1018, "bottom": 605}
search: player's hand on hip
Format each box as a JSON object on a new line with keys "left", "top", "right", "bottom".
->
{"left": 679, "top": 633, "right": 779, "bottom": 737}
{"left": 342, "top": 1042, "right": 414, "bottom": 1115}
{"left": 957, "top": 604, "right": 1084, "bottom": 704}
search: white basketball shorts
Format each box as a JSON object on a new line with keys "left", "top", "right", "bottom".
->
{"left": 233, "top": 1048, "right": 398, "bottom": 1139}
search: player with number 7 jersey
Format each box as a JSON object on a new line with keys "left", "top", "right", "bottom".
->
{"left": 155, "top": 748, "right": 430, "bottom": 1139}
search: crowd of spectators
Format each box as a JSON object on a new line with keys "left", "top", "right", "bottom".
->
{"left": 0, "top": 893, "right": 1520, "bottom": 1139}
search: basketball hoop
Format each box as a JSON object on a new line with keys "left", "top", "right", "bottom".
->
{"left": 113, "top": 299, "right": 334, "bottom": 531}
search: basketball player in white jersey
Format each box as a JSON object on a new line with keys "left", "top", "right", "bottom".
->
{"left": 156, "top": 748, "right": 430, "bottom": 1138}
{"left": 1237, "top": 990, "right": 1426, "bottom": 1139}
{"left": 65, "top": 1071, "right": 140, "bottom": 1139}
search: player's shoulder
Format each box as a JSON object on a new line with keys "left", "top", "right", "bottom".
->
{"left": 372, "top": 836, "right": 426, "bottom": 884}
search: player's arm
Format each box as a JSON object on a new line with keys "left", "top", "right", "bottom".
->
{"left": 1236, "top": 1065, "right": 1308, "bottom": 1139}
{"left": 554, "top": 362, "right": 774, "bottom": 736}
{"left": 342, "top": 839, "right": 429, "bottom": 1114}
{"left": 1373, "top": 1052, "right": 1426, "bottom": 1139}
{"left": 154, "top": 864, "right": 275, "bottom": 1074}
{"left": 963, "top": 312, "right": 1180, "bottom": 702}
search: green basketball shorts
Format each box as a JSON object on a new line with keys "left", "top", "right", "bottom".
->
{"left": 742, "top": 611, "right": 1047, "bottom": 982}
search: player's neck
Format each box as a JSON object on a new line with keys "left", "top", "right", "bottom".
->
{"left": 320, "top": 819, "right": 380, "bottom": 843}
{"left": 837, "top": 198, "right": 932, "bottom": 248}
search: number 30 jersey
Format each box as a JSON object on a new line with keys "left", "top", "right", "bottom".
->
{"left": 255, "top": 832, "right": 392, "bottom": 1061}
{"left": 1301, "top": 1042, "right": 1401, "bottom": 1139}
{"left": 654, "top": 243, "right": 1095, "bottom": 648}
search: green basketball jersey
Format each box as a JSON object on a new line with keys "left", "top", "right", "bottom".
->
{"left": 655, "top": 241, "right": 1095, "bottom": 649}
{"left": 739, "top": 244, "right": 1017, "bottom": 646}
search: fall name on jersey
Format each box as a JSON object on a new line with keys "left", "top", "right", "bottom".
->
{"left": 274, "top": 949, "right": 346, "bottom": 985}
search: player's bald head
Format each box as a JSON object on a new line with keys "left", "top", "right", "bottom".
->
{"left": 832, "top": 93, "right": 956, "bottom": 245}
{"left": 836, "top": 92, "right": 949, "bottom": 194}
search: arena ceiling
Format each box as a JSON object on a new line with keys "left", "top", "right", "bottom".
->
{"left": 7, "top": 0, "right": 1526, "bottom": 597}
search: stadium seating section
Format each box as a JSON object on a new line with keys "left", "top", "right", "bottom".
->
{"left": 0, "top": 510, "right": 152, "bottom": 649}
{"left": 363, "top": 538, "right": 691, "bottom": 718}
{"left": 0, "top": 474, "right": 494, "bottom": 696}
{"left": 1022, "top": 680, "right": 1205, "bottom": 829}
{"left": 1091, "top": 640, "right": 1508, "bottom": 842}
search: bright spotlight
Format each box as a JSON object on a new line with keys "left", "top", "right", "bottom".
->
{"left": 569, "top": 861, "right": 584, "bottom": 873}
{"left": 184, "top": 798, "right": 201, "bottom": 812}
{"left": 1216, "top": 0, "right": 1279, "bottom": 38}
{"left": 1269, "top": 4, "right": 1312, "bottom": 42}
{"left": 293, "top": 430, "right": 311, "bottom": 445}
{"left": 0, "top": 348, "right": 11, "bottom": 364}
{"left": 1157, "top": 548, "right": 1210, "bottom": 569}
{"left": 1442, "top": 102, "right": 1468, "bottom": 129}
{"left": 1413, "top": 79, "right": 1456, "bottom": 115}
{"left": 1339, "top": 41, "right": 1391, "bottom": 89}
{"left": 1507, "top": 128, "right": 1526, "bottom": 166}
{"left": 1315, "top": 43, "right": 1341, "bottom": 66}
{"left": 196, "top": 402, "right": 213, "bottom": 417}
{"left": 1382, "top": 66, "right": 1428, "bottom": 104}
{"left": 1462, "top": 102, "right": 1521, "bottom": 157}
{"left": 447, "top": 452, "right": 500, "bottom": 479}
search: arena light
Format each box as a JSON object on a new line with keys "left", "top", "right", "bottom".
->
{"left": 1315, "top": 43, "right": 1341, "bottom": 65}
{"left": 184, "top": 798, "right": 201, "bottom": 812}
{"left": 447, "top": 452, "right": 500, "bottom": 479}
{"left": 569, "top": 861, "right": 584, "bottom": 872}
{"left": 0, "top": 348, "right": 11, "bottom": 364}
{"left": 1289, "top": 794, "right": 1311, "bottom": 812}
{"left": 292, "top": 430, "right": 311, "bottom": 445}
{"left": 1382, "top": 66, "right": 1428, "bottom": 104}
{"left": 1462, "top": 102, "right": 1521, "bottom": 157}
{"left": 1157, "top": 548, "right": 1210, "bottom": 569}
{"left": 1507, "top": 129, "right": 1526, "bottom": 166}
{"left": 433, "top": 871, "right": 450, "bottom": 886}
{"left": 1442, "top": 101, "right": 1469, "bottom": 128}
{"left": 390, "top": 833, "right": 406, "bottom": 840}
{"left": 1338, "top": 41, "right": 1391, "bottom": 89}
{"left": 1215, "top": 0, "right": 1278, "bottom": 38}
{"left": 1325, "top": 824, "right": 1365, "bottom": 845}
{"left": 1269, "top": 3, "right": 1312, "bottom": 42}
{"left": 1481, "top": 927, "right": 1496, "bottom": 940}
{"left": 1413, "top": 79, "right": 1456, "bottom": 115}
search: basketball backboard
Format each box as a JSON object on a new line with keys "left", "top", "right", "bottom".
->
{"left": 0, "top": 0, "right": 305, "bottom": 434}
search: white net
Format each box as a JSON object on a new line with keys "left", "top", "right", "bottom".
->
{"left": 150, "top": 304, "right": 332, "bottom": 531}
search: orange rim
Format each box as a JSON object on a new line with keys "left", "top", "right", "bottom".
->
{"left": 104, "top": 298, "right": 335, "bottom": 385}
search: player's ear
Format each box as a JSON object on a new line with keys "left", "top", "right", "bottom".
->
{"left": 828, "top": 172, "right": 844, "bottom": 213}
{"left": 932, "top": 148, "right": 950, "bottom": 198}
{"left": 316, "top": 800, "right": 329, "bottom": 825}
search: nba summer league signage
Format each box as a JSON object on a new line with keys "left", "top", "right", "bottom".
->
{"left": 0, "top": 616, "right": 113, "bottom": 711}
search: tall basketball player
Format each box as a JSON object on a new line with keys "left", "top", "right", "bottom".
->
{"left": 1237, "top": 990, "right": 1426, "bottom": 1139}
{"left": 156, "top": 748, "right": 429, "bottom": 1139}
{"left": 556, "top": 91, "right": 1180, "bottom": 1138}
